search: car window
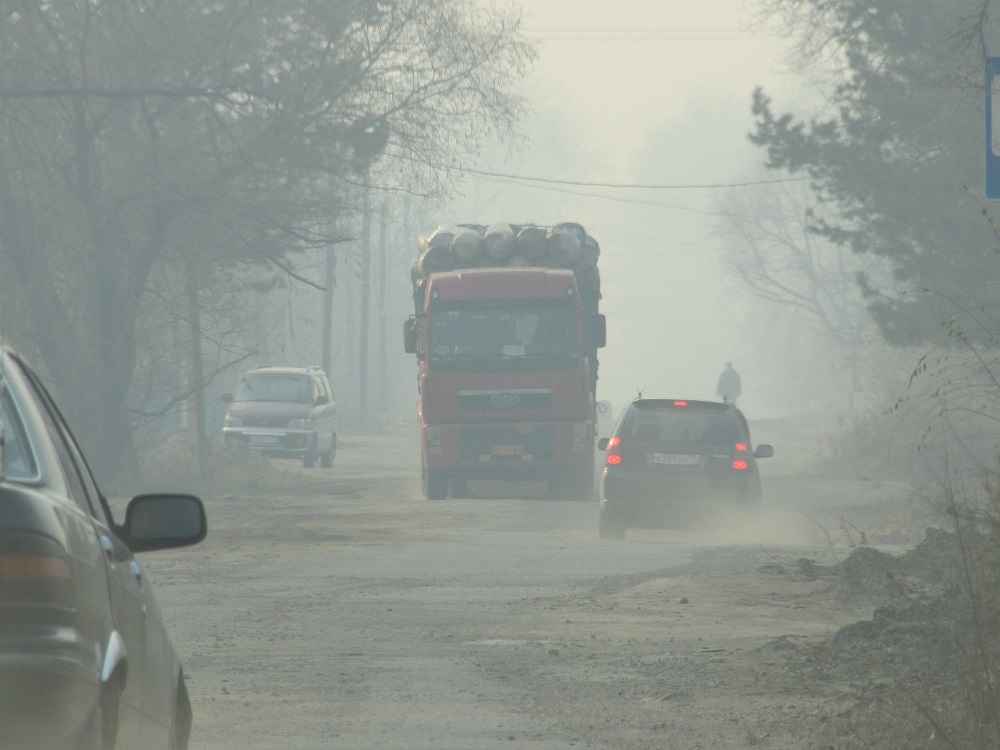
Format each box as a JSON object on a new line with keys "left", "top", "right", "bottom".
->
{"left": 624, "top": 403, "right": 745, "bottom": 445}
{"left": 11, "top": 357, "right": 108, "bottom": 521}
{"left": 0, "top": 384, "right": 38, "bottom": 480}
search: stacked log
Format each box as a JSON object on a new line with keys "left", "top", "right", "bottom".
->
{"left": 410, "top": 221, "right": 602, "bottom": 315}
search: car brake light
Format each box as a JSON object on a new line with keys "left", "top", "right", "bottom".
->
{"left": 606, "top": 454, "right": 622, "bottom": 465}
{"left": 0, "top": 532, "right": 75, "bottom": 626}
{"left": 673, "top": 400, "right": 687, "bottom": 406}
{"left": 0, "top": 554, "right": 71, "bottom": 579}
{"left": 732, "top": 459, "right": 748, "bottom": 470}
{"left": 735, "top": 442, "right": 748, "bottom": 452}
{"left": 608, "top": 436, "right": 620, "bottom": 448}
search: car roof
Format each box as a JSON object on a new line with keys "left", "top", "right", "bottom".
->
{"left": 628, "top": 398, "right": 736, "bottom": 413}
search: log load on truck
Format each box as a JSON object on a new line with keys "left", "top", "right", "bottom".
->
{"left": 403, "top": 222, "right": 606, "bottom": 500}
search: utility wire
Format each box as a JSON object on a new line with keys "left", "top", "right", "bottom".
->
{"left": 459, "top": 167, "right": 809, "bottom": 190}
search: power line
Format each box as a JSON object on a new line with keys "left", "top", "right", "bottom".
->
{"left": 521, "top": 28, "right": 776, "bottom": 43}
{"left": 459, "top": 167, "right": 809, "bottom": 190}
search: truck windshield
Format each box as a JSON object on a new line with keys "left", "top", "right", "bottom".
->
{"left": 430, "top": 305, "right": 579, "bottom": 372}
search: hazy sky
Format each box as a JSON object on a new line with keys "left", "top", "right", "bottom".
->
{"left": 518, "top": 1, "right": 791, "bottom": 162}
{"left": 447, "top": 1, "right": 825, "bottom": 419}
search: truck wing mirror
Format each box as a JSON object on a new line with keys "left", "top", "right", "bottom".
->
{"left": 403, "top": 317, "right": 419, "bottom": 354}
{"left": 586, "top": 313, "right": 607, "bottom": 349}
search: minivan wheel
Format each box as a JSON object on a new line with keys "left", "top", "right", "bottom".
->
{"left": 320, "top": 433, "right": 337, "bottom": 469}
{"left": 320, "top": 447, "right": 333, "bottom": 469}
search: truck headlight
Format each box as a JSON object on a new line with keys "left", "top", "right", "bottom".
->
{"left": 289, "top": 418, "right": 312, "bottom": 430}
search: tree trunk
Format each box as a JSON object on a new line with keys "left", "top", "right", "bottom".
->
{"left": 185, "top": 254, "right": 210, "bottom": 479}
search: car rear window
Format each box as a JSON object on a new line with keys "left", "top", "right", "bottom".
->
{"left": 624, "top": 401, "right": 743, "bottom": 445}
{"left": 1, "top": 386, "right": 38, "bottom": 481}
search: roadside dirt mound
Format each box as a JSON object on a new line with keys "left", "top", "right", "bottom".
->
{"left": 769, "top": 527, "right": 1000, "bottom": 748}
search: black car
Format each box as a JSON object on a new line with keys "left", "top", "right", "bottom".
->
{"left": 0, "top": 342, "right": 207, "bottom": 749}
{"left": 598, "top": 398, "right": 773, "bottom": 538}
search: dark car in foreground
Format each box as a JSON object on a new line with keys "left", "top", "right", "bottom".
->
{"left": 0, "top": 342, "right": 207, "bottom": 749}
{"left": 598, "top": 398, "right": 773, "bottom": 538}
{"left": 221, "top": 365, "right": 337, "bottom": 468}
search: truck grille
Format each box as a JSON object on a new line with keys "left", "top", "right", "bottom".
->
{"left": 459, "top": 425, "right": 554, "bottom": 460}
{"left": 457, "top": 390, "right": 553, "bottom": 411}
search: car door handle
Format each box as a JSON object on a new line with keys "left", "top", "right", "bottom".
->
{"left": 100, "top": 535, "right": 114, "bottom": 560}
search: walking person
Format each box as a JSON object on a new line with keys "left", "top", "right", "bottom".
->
{"left": 716, "top": 362, "right": 742, "bottom": 405}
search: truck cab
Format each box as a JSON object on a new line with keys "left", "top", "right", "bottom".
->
{"left": 407, "top": 267, "right": 605, "bottom": 500}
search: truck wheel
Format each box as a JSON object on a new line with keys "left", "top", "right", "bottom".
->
{"left": 548, "top": 471, "right": 594, "bottom": 501}
{"left": 423, "top": 469, "right": 449, "bottom": 500}
{"left": 303, "top": 452, "right": 316, "bottom": 469}
{"left": 599, "top": 507, "right": 626, "bottom": 539}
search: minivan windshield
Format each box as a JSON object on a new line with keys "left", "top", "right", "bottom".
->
{"left": 234, "top": 373, "right": 313, "bottom": 403}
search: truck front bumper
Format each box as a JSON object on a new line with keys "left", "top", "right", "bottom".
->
{"left": 422, "top": 421, "right": 593, "bottom": 474}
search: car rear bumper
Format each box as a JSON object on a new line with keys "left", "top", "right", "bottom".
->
{"left": 0, "top": 635, "right": 100, "bottom": 750}
{"left": 601, "top": 472, "right": 757, "bottom": 509}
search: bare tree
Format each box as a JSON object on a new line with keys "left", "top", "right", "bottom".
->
{"left": 0, "top": 1, "right": 534, "bottom": 487}
{"left": 714, "top": 175, "right": 892, "bottom": 411}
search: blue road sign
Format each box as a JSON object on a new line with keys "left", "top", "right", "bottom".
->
{"left": 986, "top": 58, "right": 1000, "bottom": 198}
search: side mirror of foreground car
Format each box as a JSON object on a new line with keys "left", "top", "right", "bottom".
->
{"left": 123, "top": 493, "right": 207, "bottom": 553}
{"left": 754, "top": 444, "right": 774, "bottom": 459}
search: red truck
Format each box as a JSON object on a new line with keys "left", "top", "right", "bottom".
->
{"left": 404, "top": 223, "right": 606, "bottom": 500}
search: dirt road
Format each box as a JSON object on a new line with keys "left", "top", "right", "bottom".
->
{"left": 145, "top": 421, "right": 925, "bottom": 750}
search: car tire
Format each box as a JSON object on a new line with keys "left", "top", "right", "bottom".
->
{"left": 423, "top": 469, "right": 449, "bottom": 500}
{"left": 599, "top": 506, "right": 626, "bottom": 539}
{"left": 303, "top": 452, "right": 316, "bottom": 469}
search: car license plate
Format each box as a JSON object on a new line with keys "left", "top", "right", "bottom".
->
{"left": 249, "top": 435, "right": 280, "bottom": 446}
{"left": 653, "top": 453, "right": 699, "bottom": 466}
{"left": 491, "top": 444, "right": 523, "bottom": 457}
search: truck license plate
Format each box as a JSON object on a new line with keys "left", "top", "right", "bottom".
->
{"left": 491, "top": 444, "right": 523, "bottom": 457}
{"left": 249, "top": 435, "right": 280, "bottom": 446}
